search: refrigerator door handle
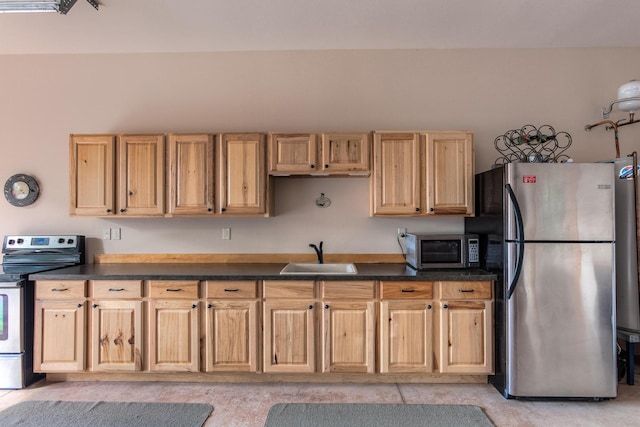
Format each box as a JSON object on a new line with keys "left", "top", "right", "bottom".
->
{"left": 506, "top": 184, "right": 525, "bottom": 299}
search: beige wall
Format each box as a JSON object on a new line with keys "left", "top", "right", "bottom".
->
{"left": 1, "top": 48, "right": 639, "bottom": 261}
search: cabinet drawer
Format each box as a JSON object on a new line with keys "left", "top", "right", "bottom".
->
{"left": 439, "top": 281, "right": 492, "bottom": 300}
{"left": 205, "top": 280, "right": 257, "bottom": 299}
{"left": 321, "top": 281, "right": 374, "bottom": 299}
{"left": 35, "top": 280, "right": 86, "bottom": 300}
{"left": 380, "top": 281, "right": 433, "bottom": 300}
{"left": 263, "top": 281, "right": 314, "bottom": 299}
{"left": 90, "top": 280, "right": 143, "bottom": 299}
{"left": 148, "top": 280, "right": 199, "bottom": 299}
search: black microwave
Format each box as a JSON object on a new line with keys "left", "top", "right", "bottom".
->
{"left": 405, "top": 233, "right": 480, "bottom": 270}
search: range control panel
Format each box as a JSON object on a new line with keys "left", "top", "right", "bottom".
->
{"left": 3, "top": 235, "right": 83, "bottom": 252}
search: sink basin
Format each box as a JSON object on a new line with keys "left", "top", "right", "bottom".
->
{"left": 279, "top": 263, "right": 358, "bottom": 275}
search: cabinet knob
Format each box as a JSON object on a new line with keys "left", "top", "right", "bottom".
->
{"left": 207, "top": 304, "right": 212, "bottom": 309}
{"left": 415, "top": 208, "right": 420, "bottom": 212}
{"left": 221, "top": 208, "right": 226, "bottom": 212}
{"left": 443, "top": 304, "right": 448, "bottom": 309}
{"left": 120, "top": 208, "right": 126, "bottom": 213}
{"left": 77, "top": 303, "right": 82, "bottom": 308}
{"left": 92, "top": 303, "right": 98, "bottom": 308}
{"left": 207, "top": 208, "right": 212, "bottom": 212}
{"left": 192, "top": 304, "right": 197, "bottom": 309}
{"left": 427, "top": 304, "right": 432, "bottom": 309}
{"left": 324, "top": 304, "right": 329, "bottom": 309}
{"left": 129, "top": 191, "right": 134, "bottom": 196}
{"left": 308, "top": 304, "right": 314, "bottom": 309}
{"left": 310, "top": 164, "right": 315, "bottom": 169}
{"left": 106, "top": 209, "right": 112, "bottom": 213}
{"left": 324, "top": 164, "right": 329, "bottom": 168}
{"left": 430, "top": 208, "right": 434, "bottom": 212}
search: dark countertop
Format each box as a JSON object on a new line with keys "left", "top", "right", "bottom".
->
{"left": 29, "top": 263, "right": 496, "bottom": 282}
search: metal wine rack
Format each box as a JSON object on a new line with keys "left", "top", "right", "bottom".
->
{"left": 493, "top": 124, "right": 572, "bottom": 166}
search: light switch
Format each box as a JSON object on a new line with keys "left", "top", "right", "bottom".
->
{"left": 222, "top": 228, "right": 231, "bottom": 240}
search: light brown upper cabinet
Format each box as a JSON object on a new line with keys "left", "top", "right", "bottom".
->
{"left": 167, "top": 133, "right": 215, "bottom": 216}
{"left": 269, "top": 132, "right": 370, "bottom": 176}
{"left": 370, "top": 131, "right": 474, "bottom": 217}
{"left": 118, "top": 134, "right": 165, "bottom": 216}
{"left": 370, "top": 132, "right": 422, "bottom": 216}
{"left": 69, "top": 134, "right": 165, "bottom": 217}
{"left": 425, "top": 132, "right": 474, "bottom": 216}
{"left": 268, "top": 133, "right": 318, "bottom": 175}
{"left": 69, "top": 134, "right": 116, "bottom": 216}
{"left": 319, "top": 132, "right": 370, "bottom": 175}
{"left": 218, "top": 133, "right": 270, "bottom": 216}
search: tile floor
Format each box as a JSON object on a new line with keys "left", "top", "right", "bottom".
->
{"left": 1, "top": 374, "right": 639, "bottom": 426}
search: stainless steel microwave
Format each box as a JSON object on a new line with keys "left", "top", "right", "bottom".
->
{"left": 405, "top": 233, "right": 480, "bottom": 270}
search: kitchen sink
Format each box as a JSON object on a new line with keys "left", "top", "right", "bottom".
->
{"left": 279, "top": 262, "right": 358, "bottom": 275}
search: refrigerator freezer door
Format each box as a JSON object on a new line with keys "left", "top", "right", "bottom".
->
{"left": 505, "top": 163, "right": 614, "bottom": 242}
{"left": 506, "top": 242, "right": 617, "bottom": 398}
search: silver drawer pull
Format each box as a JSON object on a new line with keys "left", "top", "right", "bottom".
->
{"left": 109, "top": 288, "right": 125, "bottom": 292}
{"left": 224, "top": 289, "right": 239, "bottom": 292}
{"left": 51, "top": 288, "right": 68, "bottom": 292}
{"left": 459, "top": 289, "right": 475, "bottom": 293}
{"left": 166, "top": 288, "right": 182, "bottom": 292}
{"left": 401, "top": 289, "right": 415, "bottom": 293}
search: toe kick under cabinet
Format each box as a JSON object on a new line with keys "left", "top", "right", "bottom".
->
{"left": 33, "top": 278, "right": 493, "bottom": 381}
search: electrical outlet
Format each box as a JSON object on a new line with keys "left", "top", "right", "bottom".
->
{"left": 111, "top": 228, "right": 121, "bottom": 240}
{"left": 222, "top": 228, "right": 231, "bottom": 240}
{"left": 397, "top": 227, "right": 407, "bottom": 239}
{"left": 102, "top": 228, "right": 111, "bottom": 240}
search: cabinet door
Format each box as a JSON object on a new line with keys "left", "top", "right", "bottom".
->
{"left": 148, "top": 299, "right": 199, "bottom": 372}
{"left": 438, "top": 300, "right": 492, "bottom": 374}
{"left": 219, "top": 133, "right": 268, "bottom": 215}
{"left": 268, "top": 133, "right": 318, "bottom": 174}
{"left": 34, "top": 301, "right": 86, "bottom": 372}
{"left": 117, "top": 134, "right": 165, "bottom": 216}
{"left": 321, "top": 301, "right": 375, "bottom": 373}
{"left": 320, "top": 132, "right": 371, "bottom": 174}
{"left": 425, "top": 132, "right": 474, "bottom": 215}
{"left": 371, "top": 132, "right": 422, "bottom": 216}
{"left": 89, "top": 300, "right": 143, "bottom": 371}
{"left": 69, "top": 134, "right": 115, "bottom": 216}
{"left": 263, "top": 300, "right": 315, "bottom": 373}
{"left": 167, "top": 133, "right": 215, "bottom": 216}
{"left": 204, "top": 300, "right": 258, "bottom": 372}
{"left": 379, "top": 300, "right": 433, "bottom": 373}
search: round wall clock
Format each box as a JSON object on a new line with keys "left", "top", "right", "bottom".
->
{"left": 4, "top": 174, "right": 40, "bottom": 207}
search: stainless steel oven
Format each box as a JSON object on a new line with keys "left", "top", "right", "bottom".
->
{"left": 0, "top": 235, "right": 85, "bottom": 389}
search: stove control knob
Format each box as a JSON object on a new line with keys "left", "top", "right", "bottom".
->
{"left": 17, "top": 238, "right": 24, "bottom": 244}
{"left": 67, "top": 238, "right": 74, "bottom": 244}
{"left": 8, "top": 239, "right": 15, "bottom": 245}
{"left": 58, "top": 238, "right": 65, "bottom": 244}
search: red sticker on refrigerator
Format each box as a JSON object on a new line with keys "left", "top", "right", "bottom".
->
{"left": 523, "top": 175, "right": 536, "bottom": 183}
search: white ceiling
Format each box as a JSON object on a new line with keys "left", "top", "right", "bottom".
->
{"left": 1, "top": 0, "right": 640, "bottom": 55}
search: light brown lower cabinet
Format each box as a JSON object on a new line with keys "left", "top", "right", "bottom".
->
{"left": 90, "top": 300, "right": 143, "bottom": 372}
{"left": 203, "top": 280, "right": 259, "bottom": 372}
{"left": 32, "top": 278, "right": 493, "bottom": 379}
{"left": 436, "top": 281, "right": 494, "bottom": 374}
{"left": 321, "top": 281, "right": 376, "bottom": 373}
{"left": 148, "top": 281, "right": 200, "bottom": 372}
{"left": 263, "top": 281, "right": 316, "bottom": 373}
{"left": 379, "top": 281, "right": 434, "bottom": 373}
{"left": 34, "top": 280, "right": 87, "bottom": 372}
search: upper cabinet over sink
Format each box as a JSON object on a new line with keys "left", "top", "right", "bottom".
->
{"left": 268, "top": 132, "right": 370, "bottom": 176}
{"left": 370, "top": 131, "right": 474, "bottom": 217}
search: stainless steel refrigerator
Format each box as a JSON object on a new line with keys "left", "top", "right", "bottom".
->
{"left": 465, "top": 162, "right": 617, "bottom": 400}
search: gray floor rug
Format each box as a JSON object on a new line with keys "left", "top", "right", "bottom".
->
{"left": 264, "top": 403, "right": 495, "bottom": 427}
{"left": 0, "top": 400, "right": 213, "bottom": 427}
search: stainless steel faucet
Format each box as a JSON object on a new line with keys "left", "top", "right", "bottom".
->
{"left": 309, "top": 241, "right": 323, "bottom": 264}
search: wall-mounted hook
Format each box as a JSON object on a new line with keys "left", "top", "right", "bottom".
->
{"left": 315, "top": 193, "right": 331, "bottom": 208}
